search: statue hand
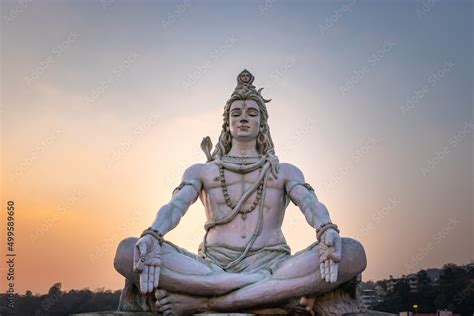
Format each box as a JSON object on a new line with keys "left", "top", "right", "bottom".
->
{"left": 318, "top": 229, "right": 341, "bottom": 283}
{"left": 133, "top": 235, "right": 162, "bottom": 294}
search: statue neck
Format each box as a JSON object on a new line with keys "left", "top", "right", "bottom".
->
{"left": 227, "top": 138, "right": 259, "bottom": 157}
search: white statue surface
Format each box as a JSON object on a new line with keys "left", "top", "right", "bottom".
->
{"left": 114, "top": 70, "right": 367, "bottom": 315}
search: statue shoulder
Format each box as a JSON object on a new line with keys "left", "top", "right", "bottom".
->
{"left": 182, "top": 163, "right": 205, "bottom": 181}
{"left": 182, "top": 162, "right": 219, "bottom": 181}
{"left": 279, "top": 162, "right": 305, "bottom": 182}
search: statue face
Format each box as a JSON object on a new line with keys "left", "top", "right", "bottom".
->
{"left": 240, "top": 72, "right": 251, "bottom": 83}
{"left": 229, "top": 100, "right": 260, "bottom": 141}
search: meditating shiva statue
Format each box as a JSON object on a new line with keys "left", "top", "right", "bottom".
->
{"left": 114, "top": 69, "right": 367, "bottom": 315}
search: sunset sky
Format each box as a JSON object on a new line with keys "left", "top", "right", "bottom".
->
{"left": 1, "top": 0, "right": 472, "bottom": 294}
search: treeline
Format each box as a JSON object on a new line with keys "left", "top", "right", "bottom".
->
{"left": 1, "top": 263, "right": 473, "bottom": 315}
{"left": 372, "top": 263, "right": 474, "bottom": 315}
{"left": 0, "top": 283, "right": 120, "bottom": 315}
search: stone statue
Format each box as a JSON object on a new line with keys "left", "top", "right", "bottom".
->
{"left": 114, "top": 69, "right": 367, "bottom": 315}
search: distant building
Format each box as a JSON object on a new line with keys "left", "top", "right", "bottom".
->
{"left": 387, "top": 275, "right": 397, "bottom": 292}
{"left": 426, "top": 268, "right": 441, "bottom": 284}
{"left": 387, "top": 274, "right": 418, "bottom": 293}
{"left": 360, "top": 289, "right": 377, "bottom": 309}
{"left": 374, "top": 284, "right": 386, "bottom": 298}
{"left": 407, "top": 274, "right": 418, "bottom": 292}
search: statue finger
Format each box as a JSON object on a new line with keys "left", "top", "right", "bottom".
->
{"left": 323, "top": 259, "right": 328, "bottom": 281}
{"left": 324, "top": 233, "right": 334, "bottom": 247}
{"left": 140, "top": 265, "right": 149, "bottom": 294}
{"left": 329, "top": 260, "right": 335, "bottom": 283}
{"left": 334, "top": 236, "right": 342, "bottom": 261}
{"left": 325, "top": 260, "right": 330, "bottom": 282}
{"left": 331, "top": 262, "right": 339, "bottom": 283}
{"left": 148, "top": 266, "right": 154, "bottom": 292}
{"left": 133, "top": 245, "right": 140, "bottom": 271}
{"left": 319, "top": 259, "right": 325, "bottom": 280}
{"left": 134, "top": 242, "right": 147, "bottom": 272}
{"left": 135, "top": 255, "right": 146, "bottom": 273}
{"left": 137, "top": 241, "right": 148, "bottom": 257}
{"left": 154, "top": 265, "right": 160, "bottom": 289}
{"left": 133, "top": 244, "right": 138, "bottom": 263}
{"left": 328, "top": 252, "right": 341, "bottom": 263}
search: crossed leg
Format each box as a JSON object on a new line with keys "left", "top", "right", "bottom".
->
{"left": 207, "top": 237, "right": 366, "bottom": 312}
{"left": 114, "top": 237, "right": 267, "bottom": 297}
{"left": 114, "top": 237, "right": 366, "bottom": 314}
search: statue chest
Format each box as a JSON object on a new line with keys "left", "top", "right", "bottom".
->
{"left": 201, "top": 165, "right": 285, "bottom": 214}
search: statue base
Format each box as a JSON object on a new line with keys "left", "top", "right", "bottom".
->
{"left": 70, "top": 311, "right": 396, "bottom": 316}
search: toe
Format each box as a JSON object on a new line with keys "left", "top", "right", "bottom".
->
{"left": 159, "top": 302, "right": 173, "bottom": 313}
{"left": 155, "top": 288, "right": 168, "bottom": 300}
{"left": 159, "top": 297, "right": 170, "bottom": 306}
{"left": 299, "top": 296, "right": 308, "bottom": 305}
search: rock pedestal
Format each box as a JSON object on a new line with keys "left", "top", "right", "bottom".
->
{"left": 71, "top": 311, "right": 396, "bottom": 316}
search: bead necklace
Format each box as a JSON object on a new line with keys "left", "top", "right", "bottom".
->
{"left": 219, "top": 165, "right": 264, "bottom": 220}
{"left": 221, "top": 155, "right": 262, "bottom": 165}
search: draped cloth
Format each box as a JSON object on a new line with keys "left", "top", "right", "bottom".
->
{"left": 203, "top": 243, "right": 291, "bottom": 273}
{"left": 163, "top": 240, "right": 292, "bottom": 274}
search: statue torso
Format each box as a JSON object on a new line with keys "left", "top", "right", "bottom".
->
{"left": 199, "top": 162, "right": 289, "bottom": 249}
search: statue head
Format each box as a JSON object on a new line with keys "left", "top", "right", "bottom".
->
{"left": 212, "top": 69, "right": 275, "bottom": 157}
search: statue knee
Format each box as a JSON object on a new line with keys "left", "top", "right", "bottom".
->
{"left": 114, "top": 237, "right": 138, "bottom": 280}
{"left": 339, "top": 237, "right": 367, "bottom": 281}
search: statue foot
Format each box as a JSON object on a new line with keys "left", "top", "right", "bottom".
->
{"left": 155, "top": 289, "right": 208, "bottom": 316}
{"left": 299, "top": 296, "right": 315, "bottom": 316}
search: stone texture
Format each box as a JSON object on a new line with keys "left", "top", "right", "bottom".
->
{"left": 71, "top": 312, "right": 396, "bottom": 316}
{"left": 70, "top": 312, "right": 155, "bottom": 316}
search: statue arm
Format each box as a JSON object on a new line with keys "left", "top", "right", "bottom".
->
{"left": 283, "top": 163, "right": 341, "bottom": 283}
{"left": 283, "top": 163, "right": 332, "bottom": 230}
{"left": 150, "top": 163, "right": 203, "bottom": 235}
